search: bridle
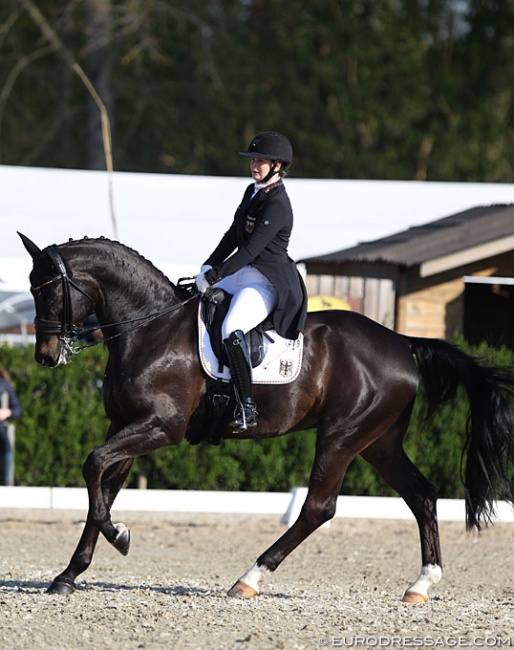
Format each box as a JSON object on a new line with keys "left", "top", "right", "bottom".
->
{"left": 31, "top": 245, "right": 95, "bottom": 340}
{"left": 31, "top": 244, "right": 197, "bottom": 357}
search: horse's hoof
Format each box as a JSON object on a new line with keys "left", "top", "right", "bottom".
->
{"left": 227, "top": 581, "right": 259, "bottom": 598}
{"left": 46, "top": 578, "right": 76, "bottom": 595}
{"left": 402, "top": 590, "right": 428, "bottom": 604}
{"left": 112, "top": 522, "right": 131, "bottom": 556}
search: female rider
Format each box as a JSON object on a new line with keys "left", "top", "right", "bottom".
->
{"left": 195, "top": 131, "right": 307, "bottom": 432}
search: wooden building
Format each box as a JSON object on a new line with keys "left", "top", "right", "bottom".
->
{"left": 301, "top": 204, "right": 514, "bottom": 348}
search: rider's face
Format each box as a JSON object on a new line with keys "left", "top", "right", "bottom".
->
{"left": 250, "top": 157, "right": 281, "bottom": 182}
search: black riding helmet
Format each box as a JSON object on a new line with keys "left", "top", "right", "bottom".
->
{"left": 239, "top": 132, "right": 293, "bottom": 182}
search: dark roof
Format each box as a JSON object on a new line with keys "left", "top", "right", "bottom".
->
{"left": 300, "top": 204, "right": 514, "bottom": 267}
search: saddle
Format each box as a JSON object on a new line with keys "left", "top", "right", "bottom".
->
{"left": 200, "top": 287, "right": 273, "bottom": 372}
{"left": 194, "top": 286, "right": 303, "bottom": 446}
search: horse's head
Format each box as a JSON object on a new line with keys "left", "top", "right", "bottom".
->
{"left": 19, "top": 233, "right": 96, "bottom": 367}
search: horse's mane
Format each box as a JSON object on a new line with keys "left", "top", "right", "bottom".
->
{"left": 65, "top": 236, "right": 177, "bottom": 289}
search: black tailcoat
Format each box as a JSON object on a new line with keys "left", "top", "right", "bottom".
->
{"left": 204, "top": 181, "right": 307, "bottom": 339}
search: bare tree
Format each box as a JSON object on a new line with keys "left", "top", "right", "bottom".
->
{"left": 85, "top": 0, "right": 114, "bottom": 171}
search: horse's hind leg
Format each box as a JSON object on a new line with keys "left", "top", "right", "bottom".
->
{"left": 228, "top": 431, "right": 353, "bottom": 597}
{"left": 362, "top": 428, "right": 442, "bottom": 603}
{"left": 47, "top": 458, "right": 133, "bottom": 594}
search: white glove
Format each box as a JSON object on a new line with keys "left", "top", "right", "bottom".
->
{"left": 195, "top": 271, "right": 211, "bottom": 294}
{"left": 200, "top": 264, "right": 213, "bottom": 274}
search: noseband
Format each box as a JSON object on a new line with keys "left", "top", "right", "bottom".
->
{"left": 31, "top": 245, "right": 94, "bottom": 340}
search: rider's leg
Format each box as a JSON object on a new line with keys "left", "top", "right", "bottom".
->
{"left": 223, "top": 330, "right": 258, "bottom": 431}
{"left": 219, "top": 268, "right": 277, "bottom": 432}
{"left": 220, "top": 270, "right": 278, "bottom": 340}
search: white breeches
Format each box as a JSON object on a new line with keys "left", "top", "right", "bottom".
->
{"left": 215, "top": 266, "right": 278, "bottom": 340}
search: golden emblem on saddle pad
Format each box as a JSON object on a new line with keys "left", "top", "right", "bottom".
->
{"left": 279, "top": 359, "right": 293, "bottom": 377}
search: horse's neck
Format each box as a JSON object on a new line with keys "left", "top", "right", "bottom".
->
{"left": 102, "top": 280, "right": 173, "bottom": 322}
{"left": 69, "top": 242, "right": 178, "bottom": 323}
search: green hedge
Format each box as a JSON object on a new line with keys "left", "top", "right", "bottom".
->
{"left": 0, "top": 344, "right": 107, "bottom": 486}
{"left": 1, "top": 340, "right": 513, "bottom": 497}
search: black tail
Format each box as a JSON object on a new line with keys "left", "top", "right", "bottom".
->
{"left": 408, "top": 336, "right": 514, "bottom": 530}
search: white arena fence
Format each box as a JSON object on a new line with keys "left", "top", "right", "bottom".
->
{"left": 1, "top": 486, "right": 514, "bottom": 527}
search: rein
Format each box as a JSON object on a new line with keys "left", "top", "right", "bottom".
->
{"left": 33, "top": 244, "right": 197, "bottom": 357}
{"left": 70, "top": 296, "right": 196, "bottom": 355}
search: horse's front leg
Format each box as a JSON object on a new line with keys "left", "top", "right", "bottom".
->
{"left": 47, "top": 458, "right": 133, "bottom": 594}
{"left": 81, "top": 422, "right": 173, "bottom": 549}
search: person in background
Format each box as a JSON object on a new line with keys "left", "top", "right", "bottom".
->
{"left": 195, "top": 131, "right": 307, "bottom": 432}
{"left": 0, "top": 364, "right": 22, "bottom": 486}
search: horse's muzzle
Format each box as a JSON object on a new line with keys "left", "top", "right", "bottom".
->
{"left": 35, "top": 337, "right": 72, "bottom": 367}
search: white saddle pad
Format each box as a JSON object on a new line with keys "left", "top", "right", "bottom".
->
{"left": 198, "top": 308, "right": 303, "bottom": 385}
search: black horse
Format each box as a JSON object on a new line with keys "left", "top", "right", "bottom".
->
{"left": 20, "top": 233, "right": 514, "bottom": 603}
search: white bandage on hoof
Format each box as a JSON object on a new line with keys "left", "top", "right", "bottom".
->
{"left": 403, "top": 564, "right": 442, "bottom": 602}
{"left": 236, "top": 562, "right": 270, "bottom": 594}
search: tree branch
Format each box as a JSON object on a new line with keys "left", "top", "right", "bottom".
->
{"left": 19, "top": 0, "right": 119, "bottom": 240}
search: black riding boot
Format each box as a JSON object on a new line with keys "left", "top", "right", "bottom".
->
{"left": 223, "top": 330, "right": 258, "bottom": 432}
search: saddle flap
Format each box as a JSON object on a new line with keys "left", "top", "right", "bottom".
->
{"left": 201, "top": 288, "right": 232, "bottom": 368}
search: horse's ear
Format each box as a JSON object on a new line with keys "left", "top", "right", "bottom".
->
{"left": 18, "top": 232, "right": 42, "bottom": 259}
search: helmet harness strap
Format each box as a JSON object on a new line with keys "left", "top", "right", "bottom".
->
{"left": 262, "top": 161, "right": 278, "bottom": 184}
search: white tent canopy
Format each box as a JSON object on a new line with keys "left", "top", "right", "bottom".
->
{"left": 2, "top": 164, "right": 514, "bottom": 293}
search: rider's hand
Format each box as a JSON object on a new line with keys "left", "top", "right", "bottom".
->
{"left": 195, "top": 272, "right": 211, "bottom": 294}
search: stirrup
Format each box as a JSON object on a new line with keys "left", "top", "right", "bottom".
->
{"left": 230, "top": 401, "right": 258, "bottom": 433}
